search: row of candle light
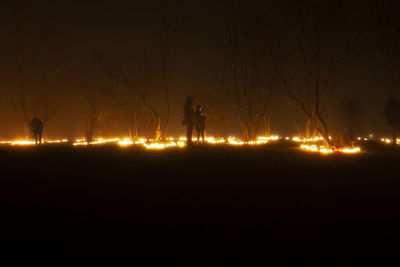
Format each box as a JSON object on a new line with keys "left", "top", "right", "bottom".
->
{"left": 0, "top": 135, "right": 398, "bottom": 154}
{"left": 300, "top": 144, "right": 361, "bottom": 154}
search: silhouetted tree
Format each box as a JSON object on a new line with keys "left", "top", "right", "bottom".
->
{"left": 79, "top": 79, "right": 108, "bottom": 143}
{"left": 0, "top": 5, "right": 62, "bottom": 137}
{"left": 218, "top": 0, "right": 282, "bottom": 141}
{"left": 374, "top": 0, "right": 400, "bottom": 99}
{"left": 98, "top": 50, "right": 162, "bottom": 140}
{"left": 158, "top": 0, "right": 184, "bottom": 140}
{"left": 275, "top": 0, "right": 362, "bottom": 146}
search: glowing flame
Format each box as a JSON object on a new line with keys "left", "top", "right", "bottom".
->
{"left": 0, "top": 139, "right": 69, "bottom": 146}
{"left": 227, "top": 137, "right": 245, "bottom": 145}
{"left": 0, "top": 135, "right": 370, "bottom": 156}
{"left": 45, "top": 139, "right": 69, "bottom": 144}
{"left": 341, "top": 147, "right": 361, "bottom": 153}
{"left": 118, "top": 138, "right": 133, "bottom": 146}
{"left": 143, "top": 141, "right": 186, "bottom": 149}
{"left": 293, "top": 136, "right": 324, "bottom": 142}
{"left": 300, "top": 144, "right": 360, "bottom": 154}
{"left": 73, "top": 138, "right": 120, "bottom": 146}
{"left": 380, "top": 138, "right": 400, "bottom": 144}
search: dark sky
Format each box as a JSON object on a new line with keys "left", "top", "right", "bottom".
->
{"left": 0, "top": 0, "right": 396, "bottom": 139}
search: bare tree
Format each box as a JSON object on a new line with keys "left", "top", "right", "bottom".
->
{"left": 374, "top": 0, "right": 400, "bottom": 98}
{"left": 97, "top": 50, "right": 162, "bottom": 140}
{"left": 96, "top": 0, "right": 184, "bottom": 141}
{"left": 218, "top": 0, "right": 283, "bottom": 141}
{"left": 81, "top": 85, "right": 105, "bottom": 143}
{"left": 108, "top": 82, "right": 141, "bottom": 140}
{"left": 201, "top": 85, "right": 232, "bottom": 138}
{"left": 158, "top": 0, "right": 183, "bottom": 140}
{"left": 275, "top": 0, "right": 361, "bottom": 145}
{"left": 0, "top": 5, "right": 62, "bottom": 138}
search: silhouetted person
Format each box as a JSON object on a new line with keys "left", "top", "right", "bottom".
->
{"left": 30, "top": 117, "right": 43, "bottom": 145}
{"left": 183, "top": 96, "right": 194, "bottom": 146}
{"left": 195, "top": 105, "right": 206, "bottom": 144}
{"left": 384, "top": 94, "right": 400, "bottom": 144}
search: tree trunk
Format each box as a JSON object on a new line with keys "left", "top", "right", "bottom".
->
{"left": 286, "top": 96, "right": 302, "bottom": 137}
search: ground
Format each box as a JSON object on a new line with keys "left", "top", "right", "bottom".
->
{"left": 1, "top": 141, "right": 400, "bottom": 264}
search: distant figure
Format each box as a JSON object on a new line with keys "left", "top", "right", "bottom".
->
{"left": 195, "top": 105, "right": 206, "bottom": 144}
{"left": 384, "top": 94, "right": 400, "bottom": 144}
{"left": 30, "top": 117, "right": 43, "bottom": 145}
{"left": 183, "top": 96, "right": 194, "bottom": 146}
{"left": 341, "top": 96, "right": 364, "bottom": 145}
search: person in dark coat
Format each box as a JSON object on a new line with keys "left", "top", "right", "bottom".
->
{"left": 30, "top": 117, "right": 43, "bottom": 145}
{"left": 384, "top": 94, "right": 400, "bottom": 144}
{"left": 195, "top": 105, "right": 206, "bottom": 145}
{"left": 182, "top": 96, "right": 194, "bottom": 146}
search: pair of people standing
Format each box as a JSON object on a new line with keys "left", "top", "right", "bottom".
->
{"left": 30, "top": 117, "right": 43, "bottom": 145}
{"left": 183, "top": 96, "right": 206, "bottom": 146}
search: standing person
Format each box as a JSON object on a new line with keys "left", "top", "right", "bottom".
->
{"left": 30, "top": 117, "right": 43, "bottom": 145}
{"left": 195, "top": 105, "right": 206, "bottom": 145}
{"left": 183, "top": 96, "right": 194, "bottom": 147}
{"left": 384, "top": 94, "right": 400, "bottom": 144}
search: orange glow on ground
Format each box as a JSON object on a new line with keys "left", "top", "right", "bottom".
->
{"left": 9, "top": 135, "right": 400, "bottom": 155}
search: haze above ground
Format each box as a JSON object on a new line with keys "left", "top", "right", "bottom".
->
{"left": 0, "top": 0, "right": 394, "bottom": 139}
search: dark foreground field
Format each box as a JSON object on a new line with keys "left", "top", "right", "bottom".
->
{"left": 1, "top": 141, "right": 400, "bottom": 264}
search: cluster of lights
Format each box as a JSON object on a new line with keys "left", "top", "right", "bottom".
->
{"left": 204, "top": 137, "right": 225, "bottom": 144}
{"left": 144, "top": 141, "right": 186, "bottom": 150}
{"left": 12, "top": 134, "right": 400, "bottom": 154}
{"left": 73, "top": 138, "right": 120, "bottom": 146}
{"left": 141, "top": 136, "right": 280, "bottom": 149}
{"left": 380, "top": 138, "right": 400, "bottom": 144}
{"left": 45, "top": 139, "right": 69, "bottom": 144}
{"left": 0, "top": 136, "right": 280, "bottom": 149}
{"left": 300, "top": 144, "right": 361, "bottom": 154}
{"left": 0, "top": 139, "right": 69, "bottom": 146}
{"left": 0, "top": 140, "right": 37, "bottom": 145}
{"left": 341, "top": 147, "right": 362, "bottom": 153}
{"left": 292, "top": 136, "right": 325, "bottom": 142}
{"left": 354, "top": 136, "right": 400, "bottom": 145}
{"left": 225, "top": 136, "right": 280, "bottom": 145}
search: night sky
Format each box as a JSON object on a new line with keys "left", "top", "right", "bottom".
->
{"left": 0, "top": 0, "right": 397, "bottom": 139}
